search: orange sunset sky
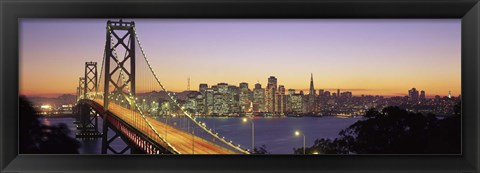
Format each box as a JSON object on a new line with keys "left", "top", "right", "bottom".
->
{"left": 20, "top": 19, "right": 461, "bottom": 98}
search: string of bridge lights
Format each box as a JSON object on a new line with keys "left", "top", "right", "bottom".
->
{"left": 86, "top": 25, "right": 249, "bottom": 154}
{"left": 95, "top": 45, "right": 105, "bottom": 99}
{"left": 132, "top": 26, "right": 250, "bottom": 154}
{"left": 102, "top": 26, "right": 180, "bottom": 154}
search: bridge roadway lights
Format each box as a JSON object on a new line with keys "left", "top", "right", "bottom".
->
{"left": 100, "top": 113, "right": 173, "bottom": 154}
{"left": 101, "top": 116, "right": 147, "bottom": 154}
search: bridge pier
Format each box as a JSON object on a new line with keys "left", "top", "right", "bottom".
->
{"left": 75, "top": 102, "right": 102, "bottom": 138}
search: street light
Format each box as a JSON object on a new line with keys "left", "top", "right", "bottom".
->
{"left": 192, "top": 127, "right": 195, "bottom": 154}
{"left": 294, "top": 130, "right": 306, "bottom": 155}
{"left": 191, "top": 126, "right": 201, "bottom": 154}
{"left": 242, "top": 117, "right": 255, "bottom": 152}
{"left": 165, "top": 116, "right": 169, "bottom": 141}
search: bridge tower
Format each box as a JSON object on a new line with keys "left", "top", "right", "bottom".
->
{"left": 84, "top": 61, "right": 98, "bottom": 99}
{"left": 73, "top": 77, "right": 85, "bottom": 116}
{"left": 77, "top": 77, "right": 85, "bottom": 101}
{"left": 103, "top": 19, "right": 136, "bottom": 110}
{"left": 76, "top": 62, "right": 102, "bottom": 138}
{"left": 102, "top": 20, "right": 137, "bottom": 154}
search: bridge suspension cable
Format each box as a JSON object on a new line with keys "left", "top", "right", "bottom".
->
{"left": 105, "top": 25, "right": 180, "bottom": 154}
{"left": 86, "top": 21, "right": 250, "bottom": 154}
{"left": 132, "top": 26, "right": 250, "bottom": 154}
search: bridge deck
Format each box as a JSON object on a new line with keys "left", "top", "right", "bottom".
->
{"left": 90, "top": 99, "right": 237, "bottom": 154}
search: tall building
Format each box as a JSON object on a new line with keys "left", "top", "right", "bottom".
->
{"left": 288, "top": 89, "right": 295, "bottom": 95}
{"left": 217, "top": 83, "right": 229, "bottom": 94}
{"left": 213, "top": 93, "right": 228, "bottom": 115}
{"left": 408, "top": 88, "right": 419, "bottom": 103}
{"left": 214, "top": 83, "right": 230, "bottom": 114}
{"left": 266, "top": 76, "right": 277, "bottom": 113}
{"left": 420, "top": 90, "right": 426, "bottom": 101}
{"left": 253, "top": 83, "right": 265, "bottom": 112}
{"left": 318, "top": 89, "right": 324, "bottom": 98}
{"left": 239, "top": 82, "right": 250, "bottom": 112}
{"left": 340, "top": 91, "right": 353, "bottom": 99}
{"left": 290, "top": 93, "right": 304, "bottom": 113}
{"left": 308, "top": 73, "right": 316, "bottom": 112}
{"left": 185, "top": 91, "right": 200, "bottom": 114}
{"left": 228, "top": 85, "right": 240, "bottom": 113}
{"left": 199, "top": 83, "right": 208, "bottom": 95}
{"left": 324, "top": 91, "right": 330, "bottom": 97}
{"left": 286, "top": 89, "right": 296, "bottom": 112}
{"left": 205, "top": 89, "right": 214, "bottom": 115}
{"left": 276, "top": 85, "right": 287, "bottom": 114}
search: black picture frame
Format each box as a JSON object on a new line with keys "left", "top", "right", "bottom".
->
{"left": 1, "top": 0, "right": 479, "bottom": 172}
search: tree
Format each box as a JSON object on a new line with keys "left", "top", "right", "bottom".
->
{"left": 253, "top": 145, "right": 271, "bottom": 154}
{"left": 19, "top": 96, "right": 81, "bottom": 154}
{"left": 295, "top": 103, "right": 461, "bottom": 154}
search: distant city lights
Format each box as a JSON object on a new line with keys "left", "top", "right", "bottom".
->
{"left": 40, "top": 105, "right": 51, "bottom": 109}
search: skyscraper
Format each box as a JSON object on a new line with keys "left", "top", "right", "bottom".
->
{"left": 239, "top": 82, "right": 250, "bottom": 112}
{"left": 253, "top": 83, "right": 265, "bottom": 112}
{"left": 205, "top": 88, "right": 214, "bottom": 115}
{"left": 228, "top": 85, "right": 240, "bottom": 113}
{"left": 277, "top": 85, "right": 287, "bottom": 114}
{"left": 318, "top": 89, "right": 324, "bottom": 98}
{"left": 308, "top": 73, "right": 316, "bottom": 112}
{"left": 287, "top": 89, "right": 296, "bottom": 112}
{"left": 290, "top": 93, "right": 304, "bottom": 113}
{"left": 199, "top": 83, "right": 208, "bottom": 95}
{"left": 408, "top": 88, "right": 419, "bottom": 103}
{"left": 266, "top": 76, "right": 277, "bottom": 113}
{"left": 420, "top": 90, "right": 426, "bottom": 101}
{"left": 268, "top": 76, "right": 277, "bottom": 88}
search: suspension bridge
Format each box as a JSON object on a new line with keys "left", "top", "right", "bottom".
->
{"left": 73, "top": 20, "right": 250, "bottom": 154}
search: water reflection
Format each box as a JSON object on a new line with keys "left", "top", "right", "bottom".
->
{"left": 42, "top": 116, "right": 361, "bottom": 154}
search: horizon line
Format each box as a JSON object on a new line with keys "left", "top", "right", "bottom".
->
{"left": 21, "top": 91, "right": 458, "bottom": 99}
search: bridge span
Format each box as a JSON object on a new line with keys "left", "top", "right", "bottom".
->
{"left": 80, "top": 99, "right": 236, "bottom": 154}
{"left": 74, "top": 19, "right": 250, "bottom": 155}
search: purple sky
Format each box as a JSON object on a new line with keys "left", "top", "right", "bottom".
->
{"left": 20, "top": 19, "right": 461, "bottom": 97}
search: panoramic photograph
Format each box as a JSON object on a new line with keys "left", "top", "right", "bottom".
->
{"left": 19, "top": 19, "right": 461, "bottom": 155}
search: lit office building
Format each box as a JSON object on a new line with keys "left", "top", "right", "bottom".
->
{"left": 340, "top": 91, "right": 353, "bottom": 99}
{"left": 420, "top": 90, "right": 426, "bottom": 101}
{"left": 290, "top": 93, "right": 304, "bottom": 113}
{"left": 199, "top": 83, "right": 208, "bottom": 95}
{"left": 239, "top": 82, "right": 250, "bottom": 112}
{"left": 318, "top": 89, "right": 324, "bottom": 98}
{"left": 408, "top": 88, "right": 420, "bottom": 103}
{"left": 195, "top": 94, "right": 206, "bottom": 115}
{"left": 276, "top": 85, "right": 287, "bottom": 114}
{"left": 228, "top": 85, "right": 240, "bottom": 113}
{"left": 205, "top": 89, "right": 214, "bottom": 115}
{"left": 185, "top": 91, "right": 199, "bottom": 114}
{"left": 287, "top": 89, "right": 296, "bottom": 112}
{"left": 266, "top": 76, "right": 277, "bottom": 113}
{"left": 217, "top": 83, "right": 229, "bottom": 94}
{"left": 252, "top": 83, "right": 265, "bottom": 112}
{"left": 213, "top": 93, "right": 228, "bottom": 115}
{"left": 324, "top": 91, "right": 331, "bottom": 97}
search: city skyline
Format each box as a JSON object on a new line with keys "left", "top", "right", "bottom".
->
{"left": 20, "top": 19, "right": 461, "bottom": 98}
